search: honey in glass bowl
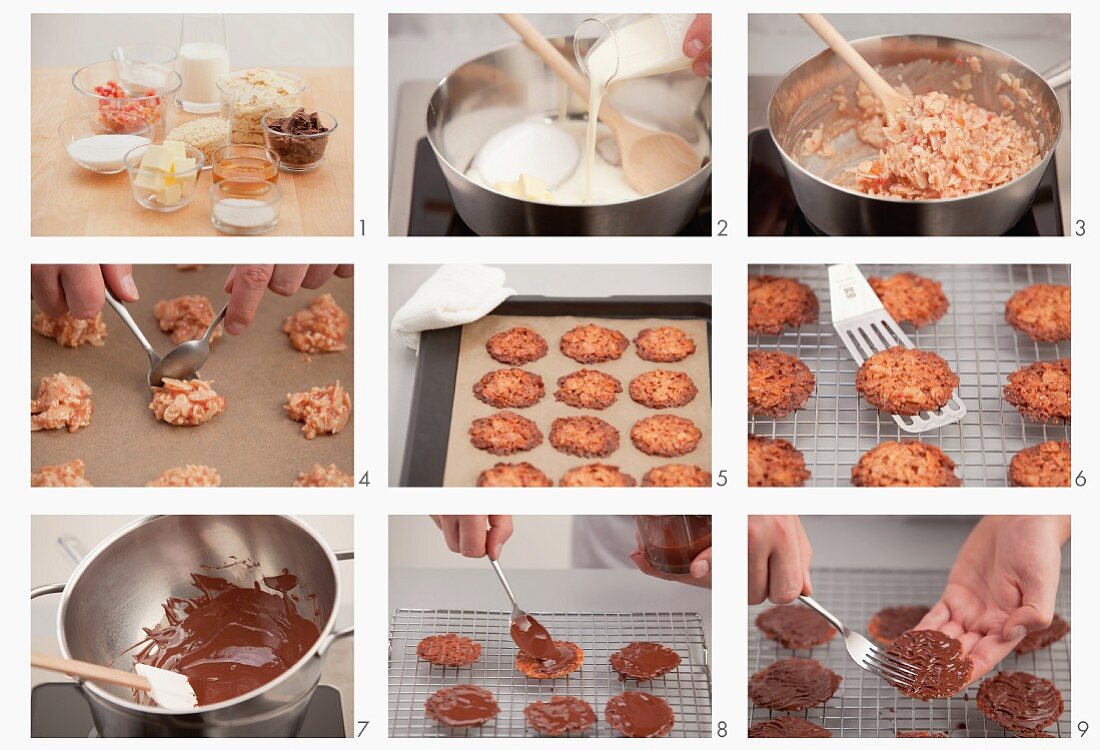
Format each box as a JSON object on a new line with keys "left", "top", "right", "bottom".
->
{"left": 211, "top": 144, "right": 279, "bottom": 188}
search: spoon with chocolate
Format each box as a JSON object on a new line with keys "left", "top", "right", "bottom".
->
{"left": 32, "top": 652, "right": 198, "bottom": 710}
{"left": 488, "top": 558, "right": 570, "bottom": 667}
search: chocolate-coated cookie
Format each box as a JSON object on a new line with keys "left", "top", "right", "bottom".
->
{"left": 868, "top": 605, "right": 931, "bottom": 645}
{"left": 604, "top": 691, "right": 675, "bottom": 738}
{"left": 524, "top": 696, "right": 596, "bottom": 736}
{"left": 977, "top": 672, "right": 1064, "bottom": 735}
{"left": 749, "top": 717, "right": 831, "bottom": 738}
{"left": 425, "top": 685, "right": 499, "bottom": 727}
{"left": 755, "top": 605, "right": 836, "bottom": 649}
{"left": 748, "top": 658, "right": 841, "bottom": 710}
{"left": 886, "top": 630, "right": 972, "bottom": 700}
{"left": 515, "top": 641, "right": 583, "bottom": 679}
{"left": 1014, "top": 614, "right": 1069, "bottom": 655}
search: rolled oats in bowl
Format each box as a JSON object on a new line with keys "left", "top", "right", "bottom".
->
{"left": 217, "top": 68, "right": 305, "bottom": 145}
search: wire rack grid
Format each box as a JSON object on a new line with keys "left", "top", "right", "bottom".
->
{"left": 748, "top": 264, "right": 1071, "bottom": 486}
{"left": 389, "top": 608, "right": 712, "bottom": 737}
{"left": 747, "top": 567, "right": 1071, "bottom": 738}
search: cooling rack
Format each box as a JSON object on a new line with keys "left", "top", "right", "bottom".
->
{"left": 748, "top": 263, "right": 1071, "bottom": 486}
{"left": 389, "top": 608, "right": 711, "bottom": 737}
{"left": 747, "top": 567, "right": 1071, "bottom": 737}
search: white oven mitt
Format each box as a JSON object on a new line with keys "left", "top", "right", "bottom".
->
{"left": 391, "top": 264, "right": 515, "bottom": 351}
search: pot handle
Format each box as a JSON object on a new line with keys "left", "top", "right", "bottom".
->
{"left": 1043, "top": 59, "right": 1071, "bottom": 90}
{"left": 318, "top": 548, "right": 355, "bottom": 652}
{"left": 31, "top": 583, "right": 65, "bottom": 599}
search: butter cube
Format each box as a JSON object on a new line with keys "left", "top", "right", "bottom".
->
{"left": 164, "top": 140, "right": 187, "bottom": 161}
{"left": 139, "top": 145, "right": 174, "bottom": 172}
{"left": 171, "top": 158, "right": 198, "bottom": 183}
{"left": 518, "top": 174, "right": 553, "bottom": 201}
{"left": 133, "top": 167, "right": 162, "bottom": 191}
{"left": 156, "top": 180, "right": 182, "bottom": 206}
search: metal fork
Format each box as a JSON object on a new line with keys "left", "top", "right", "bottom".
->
{"left": 798, "top": 595, "right": 919, "bottom": 689}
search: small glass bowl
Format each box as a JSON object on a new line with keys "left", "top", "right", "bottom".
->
{"left": 123, "top": 143, "right": 205, "bottom": 212}
{"left": 210, "top": 178, "right": 282, "bottom": 235}
{"left": 111, "top": 43, "right": 178, "bottom": 67}
{"left": 210, "top": 143, "right": 280, "bottom": 184}
{"left": 58, "top": 112, "right": 154, "bottom": 174}
{"left": 72, "top": 60, "right": 182, "bottom": 139}
{"left": 216, "top": 69, "right": 306, "bottom": 145}
{"left": 261, "top": 108, "right": 338, "bottom": 173}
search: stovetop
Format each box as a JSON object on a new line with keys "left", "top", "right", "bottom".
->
{"left": 747, "top": 129, "right": 1063, "bottom": 236}
{"left": 31, "top": 683, "right": 346, "bottom": 738}
{"left": 389, "top": 82, "right": 710, "bottom": 236}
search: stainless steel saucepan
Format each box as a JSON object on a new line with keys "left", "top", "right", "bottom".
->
{"left": 427, "top": 36, "right": 711, "bottom": 235}
{"left": 768, "top": 34, "right": 1069, "bottom": 235}
{"left": 31, "top": 515, "right": 353, "bottom": 737}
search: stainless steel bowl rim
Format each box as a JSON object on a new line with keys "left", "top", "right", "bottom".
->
{"left": 54, "top": 514, "right": 342, "bottom": 716}
{"left": 426, "top": 35, "right": 712, "bottom": 207}
{"left": 768, "top": 33, "right": 1062, "bottom": 205}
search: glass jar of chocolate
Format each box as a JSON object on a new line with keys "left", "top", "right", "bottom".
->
{"left": 634, "top": 515, "right": 712, "bottom": 575}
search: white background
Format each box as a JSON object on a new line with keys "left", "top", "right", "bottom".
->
{"left": 12, "top": 0, "right": 1094, "bottom": 746}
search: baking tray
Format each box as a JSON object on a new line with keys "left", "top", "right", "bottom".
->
{"left": 747, "top": 567, "right": 1071, "bottom": 738}
{"left": 748, "top": 264, "right": 1070, "bottom": 486}
{"left": 389, "top": 608, "right": 711, "bottom": 737}
{"left": 30, "top": 264, "right": 354, "bottom": 486}
{"left": 400, "top": 295, "right": 712, "bottom": 486}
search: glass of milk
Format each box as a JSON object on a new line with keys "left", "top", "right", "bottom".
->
{"left": 178, "top": 13, "right": 230, "bottom": 113}
{"left": 574, "top": 13, "right": 695, "bottom": 89}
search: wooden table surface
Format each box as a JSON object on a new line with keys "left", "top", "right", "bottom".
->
{"left": 31, "top": 67, "right": 353, "bottom": 236}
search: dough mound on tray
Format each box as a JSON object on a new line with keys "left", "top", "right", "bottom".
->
{"left": 146, "top": 464, "right": 221, "bottom": 487}
{"left": 33, "top": 311, "right": 107, "bottom": 347}
{"left": 283, "top": 293, "right": 349, "bottom": 353}
{"left": 31, "top": 459, "right": 93, "bottom": 487}
{"left": 154, "top": 295, "right": 222, "bottom": 345}
{"left": 31, "top": 372, "right": 93, "bottom": 432}
{"left": 285, "top": 381, "right": 351, "bottom": 439}
{"left": 150, "top": 378, "right": 226, "bottom": 427}
{"left": 293, "top": 463, "right": 354, "bottom": 487}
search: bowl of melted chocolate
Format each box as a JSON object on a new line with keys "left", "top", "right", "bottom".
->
{"left": 34, "top": 515, "right": 353, "bottom": 737}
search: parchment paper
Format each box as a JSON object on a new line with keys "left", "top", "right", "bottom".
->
{"left": 443, "top": 314, "right": 711, "bottom": 487}
{"left": 30, "top": 264, "right": 353, "bottom": 487}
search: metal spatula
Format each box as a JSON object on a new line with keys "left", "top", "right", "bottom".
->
{"left": 828, "top": 264, "right": 966, "bottom": 433}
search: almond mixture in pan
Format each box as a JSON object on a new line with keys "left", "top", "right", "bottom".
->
{"left": 31, "top": 372, "right": 94, "bottom": 432}
{"left": 283, "top": 293, "right": 349, "bottom": 353}
{"left": 149, "top": 378, "right": 226, "bottom": 426}
{"left": 286, "top": 381, "right": 352, "bottom": 439}
{"left": 33, "top": 311, "right": 107, "bottom": 347}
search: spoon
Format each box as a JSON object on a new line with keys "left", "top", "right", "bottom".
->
{"left": 499, "top": 13, "right": 699, "bottom": 195}
{"left": 102, "top": 288, "right": 163, "bottom": 387}
{"left": 32, "top": 652, "right": 198, "bottom": 711}
{"left": 799, "top": 13, "right": 911, "bottom": 117}
{"left": 148, "top": 302, "right": 227, "bottom": 386}
{"left": 488, "top": 558, "right": 562, "bottom": 662}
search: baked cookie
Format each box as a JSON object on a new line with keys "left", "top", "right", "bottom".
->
{"left": 1005, "top": 284, "right": 1071, "bottom": 342}
{"left": 33, "top": 311, "right": 107, "bottom": 347}
{"left": 554, "top": 369, "right": 622, "bottom": 410}
{"left": 425, "top": 685, "right": 499, "bottom": 727}
{"left": 633, "top": 326, "right": 697, "bottom": 362}
{"left": 549, "top": 416, "right": 619, "bottom": 458}
{"left": 417, "top": 633, "right": 483, "bottom": 667}
{"left": 559, "top": 324, "right": 629, "bottom": 363}
{"left": 631, "top": 415, "right": 702, "bottom": 457}
{"left": 515, "top": 641, "right": 583, "bottom": 678}
{"left": 642, "top": 464, "right": 711, "bottom": 487}
{"left": 629, "top": 370, "right": 698, "bottom": 409}
{"left": 749, "top": 717, "right": 831, "bottom": 738}
{"left": 1009, "top": 441, "right": 1070, "bottom": 487}
{"left": 473, "top": 368, "right": 545, "bottom": 409}
{"left": 755, "top": 605, "right": 836, "bottom": 649}
{"left": 559, "top": 463, "right": 636, "bottom": 487}
{"left": 610, "top": 642, "right": 681, "bottom": 681}
{"left": 1015, "top": 614, "right": 1069, "bottom": 655}
{"left": 748, "top": 351, "right": 814, "bottom": 417}
{"left": 486, "top": 326, "right": 548, "bottom": 365}
{"left": 887, "top": 630, "right": 973, "bottom": 700}
{"left": 1004, "top": 359, "right": 1071, "bottom": 423}
{"left": 749, "top": 658, "right": 841, "bottom": 710}
{"left": 856, "top": 347, "right": 958, "bottom": 415}
{"left": 851, "top": 441, "right": 961, "bottom": 487}
{"left": 977, "top": 672, "right": 1063, "bottom": 735}
{"left": 868, "top": 605, "right": 931, "bottom": 645}
{"left": 604, "top": 691, "right": 675, "bottom": 738}
{"left": 748, "top": 434, "right": 810, "bottom": 487}
{"left": 477, "top": 462, "right": 552, "bottom": 487}
{"left": 748, "top": 276, "right": 819, "bottom": 334}
{"left": 897, "top": 731, "right": 947, "bottom": 738}
{"left": 469, "top": 411, "right": 543, "bottom": 455}
{"left": 524, "top": 696, "right": 596, "bottom": 736}
{"left": 31, "top": 459, "right": 92, "bottom": 488}
{"left": 868, "top": 273, "right": 949, "bottom": 327}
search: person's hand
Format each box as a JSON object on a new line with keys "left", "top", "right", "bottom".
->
{"left": 630, "top": 542, "right": 711, "bottom": 589}
{"left": 223, "top": 264, "right": 354, "bottom": 335}
{"left": 916, "top": 515, "right": 1069, "bottom": 683}
{"left": 683, "top": 14, "right": 712, "bottom": 78}
{"left": 31, "top": 264, "right": 139, "bottom": 319}
{"left": 747, "top": 515, "right": 813, "bottom": 605}
{"left": 429, "top": 515, "right": 514, "bottom": 560}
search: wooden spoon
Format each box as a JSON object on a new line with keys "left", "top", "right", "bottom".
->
{"left": 499, "top": 13, "right": 699, "bottom": 195}
{"left": 799, "top": 13, "right": 911, "bottom": 116}
{"left": 32, "top": 652, "right": 199, "bottom": 710}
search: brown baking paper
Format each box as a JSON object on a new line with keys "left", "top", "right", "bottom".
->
{"left": 443, "top": 314, "right": 711, "bottom": 487}
{"left": 30, "top": 264, "right": 353, "bottom": 487}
